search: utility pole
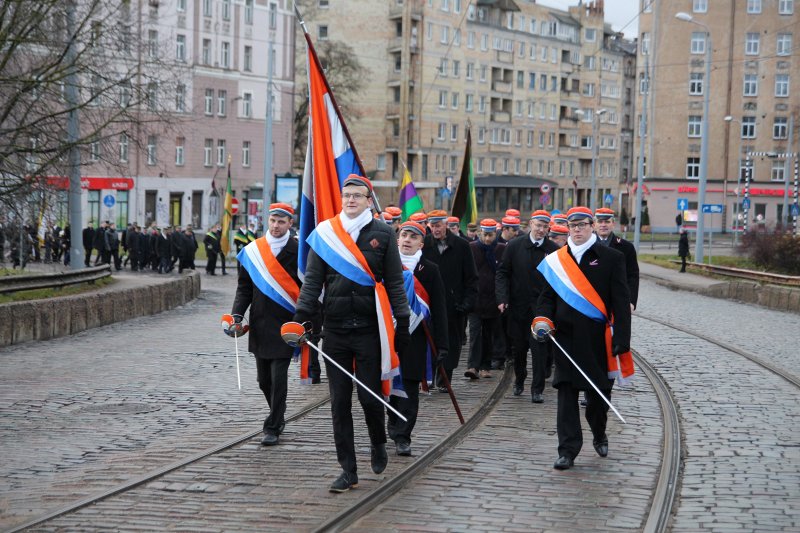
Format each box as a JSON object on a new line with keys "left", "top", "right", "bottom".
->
{"left": 262, "top": 32, "right": 275, "bottom": 227}
{"left": 782, "top": 115, "right": 794, "bottom": 226}
{"left": 633, "top": 56, "right": 649, "bottom": 252}
{"left": 66, "top": 0, "right": 84, "bottom": 269}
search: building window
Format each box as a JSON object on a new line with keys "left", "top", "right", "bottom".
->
{"left": 202, "top": 39, "right": 211, "bottom": 65}
{"left": 743, "top": 74, "right": 758, "bottom": 96}
{"left": 451, "top": 124, "right": 458, "bottom": 142}
{"left": 318, "top": 25, "right": 328, "bottom": 40}
{"left": 690, "top": 32, "right": 705, "bottom": 54}
{"left": 584, "top": 28, "right": 596, "bottom": 42}
{"left": 689, "top": 72, "right": 704, "bottom": 95}
{"left": 477, "top": 127, "right": 485, "bottom": 144}
{"left": 693, "top": 0, "right": 707, "bottom": 12}
{"left": 175, "top": 84, "right": 186, "bottom": 112}
{"left": 640, "top": 32, "right": 650, "bottom": 55}
{"left": 742, "top": 116, "right": 756, "bottom": 138}
{"left": 146, "top": 81, "right": 158, "bottom": 111}
{"left": 745, "top": 33, "right": 760, "bottom": 55}
{"left": 269, "top": 2, "right": 277, "bottom": 29}
{"left": 176, "top": 34, "right": 186, "bottom": 61}
{"left": 245, "top": 0, "right": 254, "bottom": 24}
{"left": 775, "top": 74, "right": 789, "bottom": 97}
{"left": 119, "top": 133, "right": 129, "bottom": 162}
{"left": 437, "top": 122, "right": 446, "bottom": 140}
{"left": 450, "top": 156, "right": 457, "bottom": 172}
{"left": 465, "top": 93, "right": 473, "bottom": 112}
{"left": 451, "top": 92, "right": 459, "bottom": 109}
{"left": 242, "top": 141, "right": 251, "bottom": 167}
{"left": 453, "top": 60, "right": 460, "bottom": 77}
{"left": 774, "top": 117, "right": 788, "bottom": 139}
{"left": 747, "top": 0, "right": 761, "bottom": 13}
{"left": 217, "top": 89, "right": 227, "bottom": 116}
{"left": 779, "top": 0, "right": 794, "bottom": 15}
{"left": 221, "top": 42, "right": 230, "bottom": 68}
{"left": 89, "top": 139, "right": 99, "bottom": 162}
{"left": 177, "top": 0, "right": 186, "bottom": 11}
{"left": 466, "top": 62, "right": 474, "bottom": 79}
{"left": 777, "top": 33, "right": 792, "bottom": 56}
{"left": 203, "top": 0, "right": 212, "bottom": 17}
{"left": 204, "top": 89, "right": 213, "bottom": 115}
{"left": 244, "top": 46, "right": 252, "bottom": 71}
{"left": 116, "top": 190, "right": 129, "bottom": 228}
{"left": 438, "top": 90, "right": 447, "bottom": 108}
{"left": 688, "top": 116, "right": 702, "bottom": 138}
{"left": 204, "top": 139, "right": 213, "bottom": 166}
{"left": 222, "top": 0, "right": 231, "bottom": 20}
{"left": 176, "top": 137, "right": 185, "bottom": 166}
{"left": 771, "top": 161, "right": 785, "bottom": 182}
{"left": 686, "top": 157, "right": 700, "bottom": 179}
{"left": 147, "top": 135, "right": 157, "bottom": 165}
{"left": 217, "top": 139, "right": 226, "bottom": 166}
{"left": 242, "top": 92, "right": 252, "bottom": 117}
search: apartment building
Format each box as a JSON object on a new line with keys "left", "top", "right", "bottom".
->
{"left": 300, "top": 0, "right": 635, "bottom": 217}
{"left": 62, "top": 0, "right": 296, "bottom": 231}
{"left": 636, "top": 0, "right": 799, "bottom": 232}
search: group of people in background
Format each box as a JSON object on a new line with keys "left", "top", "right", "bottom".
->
{"left": 223, "top": 174, "right": 640, "bottom": 494}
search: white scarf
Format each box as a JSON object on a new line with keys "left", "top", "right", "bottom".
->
{"left": 339, "top": 208, "right": 373, "bottom": 242}
{"left": 567, "top": 233, "right": 597, "bottom": 264}
{"left": 400, "top": 249, "right": 422, "bottom": 272}
{"left": 266, "top": 231, "right": 290, "bottom": 257}
{"left": 528, "top": 232, "right": 544, "bottom": 247}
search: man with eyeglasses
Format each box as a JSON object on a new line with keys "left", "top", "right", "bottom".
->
{"left": 594, "top": 208, "right": 639, "bottom": 311}
{"left": 533, "top": 206, "right": 631, "bottom": 470}
{"left": 496, "top": 210, "right": 559, "bottom": 401}
{"left": 293, "top": 175, "right": 410, "bottom": 493}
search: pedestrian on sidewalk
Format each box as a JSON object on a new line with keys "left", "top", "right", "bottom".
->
{"left": 678, "top": 228, "right": 690, "bottom": 273}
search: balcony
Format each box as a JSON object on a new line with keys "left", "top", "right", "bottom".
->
{"left": 385, "top": 103, "right": 400, "bottom": 118}
{"left": 389, "top": 5, "right": 422, "bottom": 20}
{"left": 388, "top": 37, "right": 403, "bottom": 52}
{"left": 559, "top": 117, "right": 581, "bottom": 129}
{"left": 385, "top": 133, "right": 400, "bottom": 150}
{"left": 491, "top": 110, "right": 511, "bottom": 123}
{"left": 496, "top": 50, "right": 514, "bottom": 64}
{"left": 557, "top": 144, "right": 579, "bottom": 156}
{"left": 491, "top": 80, "right": 512, "bottom": 93}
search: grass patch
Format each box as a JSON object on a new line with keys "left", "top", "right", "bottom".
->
{"left": 0, "top": 268, "right": 28, "bottom": 277}
{"left": 0, "top": 277, "right": 115, "bottom": 304}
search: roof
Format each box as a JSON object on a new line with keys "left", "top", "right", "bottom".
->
{"left": 552, "top": 12, "right": 578, "bottom": 27}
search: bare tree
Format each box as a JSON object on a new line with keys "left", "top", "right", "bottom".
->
{"left": 0, "top": 0, "right": 189, "bottom": 214}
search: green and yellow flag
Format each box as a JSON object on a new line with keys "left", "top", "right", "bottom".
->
{"left": 451, "top": 127, "right": 477, "bottom": 233}
{"left": 220, "top": 156, "right": 233, "bottom": 255}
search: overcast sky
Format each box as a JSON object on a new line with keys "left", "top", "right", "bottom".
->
{"left": 535, "top": 0, "right": 640, "bottom": 39}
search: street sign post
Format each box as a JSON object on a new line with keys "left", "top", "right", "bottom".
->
{"left": 702, "top": 204, "right": 723, "bottom": 214}
{"left": 790, "top": 204, "right": 799, "bottom": 217}
{"left": 604, "top": 193, "right": 614, "bottom": 206}
{"left": 103, "top": 195, "right": 115, "bottom": 208}
{"left": 677, "top": 198, "right": 689, "bottom": 211}
{"left": 742, "top": 197, "right": 751, "bottom": 210}
{"left": 230, "top": 197, "right": 240, "bottom": 215}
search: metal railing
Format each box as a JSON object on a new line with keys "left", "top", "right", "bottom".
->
{"left": 0, "top": 265, "right": 112, "bottom": 294}
{"left": 670, "top": 260, "right": 800, "bottom": 287}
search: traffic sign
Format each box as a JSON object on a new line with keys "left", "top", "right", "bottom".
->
{"left": 741, "top": 198, "right": 751, "bottom": 210}
{"left": 604, "top": 193, "right": 613, "bottom": 205}
{"left": 540, "top": 193, "right": 550, "bottom": 206}
{"left": 230, "top": 197, "right": 240, "bottom": 215}
{"left": 701, "top": 204, "right": 723, "bottom": 214}
{"left": 677, "top": 198, "right": 689, "bottom": 211}
{"left": 791, "top": 204, "right": 800, "bottom": 217}
{"left": 103, "top": 194, "right": 115, "bottom": 208}
{"left": 540, "top": 183, "right": 551, "bottom": 194}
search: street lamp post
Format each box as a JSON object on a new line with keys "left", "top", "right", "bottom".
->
{"left": 590, "top": 108, "right": 608, "bottom": 212}
{"left": 676, "top": 12, "right": 711, "bottom": 263}
{"left": 724, "top": 115, "right": 744, "bottom": 246}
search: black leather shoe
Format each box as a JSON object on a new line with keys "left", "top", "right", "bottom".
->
{"left": 371, "top": 444, "right": 388, "bottom": 474}
{"left": 531, "top": 393, "right": 544, "bottom": 403}
{"left": 513, "top": 384, "right": 523, "bottom": 396}
{"left": 260, "top": 433, "right": 279, "bottom": 446}
{"left": 553, "top": 456, "right": 574, "bottom": 470}
{"left": 593, "top": 437, "right": 609, "bottom": 458}
{"left": 396, "top": 442, "right": 412, "bottom": 456}
{"left": 437, "top": 386, "right": 449, "bottom": 393}
{"left": 329, "top": 471, "right": 359, "bottom": 493}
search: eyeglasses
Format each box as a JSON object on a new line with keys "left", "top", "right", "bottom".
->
{"left": 567, "top": 221, "right": 592, "bottom": 230}
{"left": 342, "top": 192, "right": 368, "bottom": 200}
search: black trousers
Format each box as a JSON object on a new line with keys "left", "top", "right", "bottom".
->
{"left": 492, "top": 314, "right": 511, "bottom": 366}
{"left": 323, "top": 328, "right": 386, "bottom": 475}
{"left": 509, "top": 316, "right": 552, "bottom": 395}
{"left": 387, "top": 378, "right": 420, "bottom": 446}
{"left": 255, "top": 357, "right": 291, "bottom": 436}
{"left": 467, "top": 314, "right": 498, "bottom": 371}
{"left": 437, "top": 312, "right": 464, "bottom": 385}
{"left": 218, "top": 252, "right": 227, "bottom": 274}
{"left": 206, "top": 250, "right": 217, "bottom": 273}
{"left": 84, "top": 247, "right": 93, "bottom": 267}
{"left": 556, "top": 383, "right": 612, "bottom": 460}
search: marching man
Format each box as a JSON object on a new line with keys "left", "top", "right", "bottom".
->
{"left": 226, "top": 203, "right": 302, "bottom": 446}
{"left": 292, "top": 175, "right": 410, "bottom": 493}
{"left": 389, "top": 221, "right": 449, "bottom": 457}
{"left": 533, "top": 206, "right": 632, "bottom": 470}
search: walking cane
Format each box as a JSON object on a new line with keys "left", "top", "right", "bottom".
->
{"left": 280, "top": 322, "right": 408, "bottom": 422}
{"left": 421, "top": 322, "right": 465, "bottom": 425}
{"left": 547, "top": 333, "right": 627, "bottom": 424}
{"left": 221, "top": 314, "right": 249, "bottom": 390}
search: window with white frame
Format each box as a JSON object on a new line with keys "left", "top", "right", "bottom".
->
{"left": 245, "top": 0, "right": 254, "bottom": 24}
{"left": 450, "top": 156, "right": 458, "bottom": 172}
{"left": 451, "top": 92, "right": 459, "bottom": 109}
{"left": 466, "top": 62, "right": 474, "bottom": 79}
{"left": 147, "top": 81, "right": 158, "bottom": 111}
{"left": 478, "top": 95, "right": 486, "bottom": 112}
{"left": 640, "top": 32, "right": 650, "bottom": 55}
{"left": 202, "top": 39, "right": 211, "bottom": 65}
{"left": 204, "top": 139, "right": 213, "bottom": 166}
{"left": 581, "top": 136, "right": 593, "bottom": 149}
{"left": 176, "top": 137, "right": 185, "bottom": 166}
{"left": 742, "top": 117, "right": 756, "bottom": 138}
{"left": 689, "top": 72, "right": 703, "bottom": 95}
{"left": 437, "top": 122, "right": 446, "bottom": 140}
{"left": 465, "top": 94, "right": 473, "bottom": 112}
{"left": 745, "top": 33, "right": 760, "bottom": 55}
{"left": 777, "top": 33, "right": 792, "bottom": 56}
{"left": 481, "top": 33, "right": 488, "bottom": 51}
{"left": 779, "top": 0, "right": 794, "bottom": 14}
{"left": 244, "top": 46, "right": 252, "bottom": 71}
{"left": 318, "top": 25, "right": 328, "bottom": 40}
{"left": 453, "top": 60, "right": 460, "bottom": 77}
{"left": 690, "top": 32, "right": 705, "bottom": 54}
{"left": 242, "top": 141, "right": 251, "bottom": 167}
{"left": 439, "top": 58, "right": 448, "bottom": 76}
{"left": 686, "top": 157, "right": 700, "bottom": 179}
{"left": 489, "top": 158, "right": 496, "bottom": 174}
{"left": 547, "top": 161, "right": 553, "bottom": 175}
{"left": 376, "top": 154, "right": 386, "bottom": 171}
{"left": 747, "top": 0, "right": 761, "bottom": 13}
{"left": 478, "top": 127, "right": 485, "bottom": 144}
{"left": 467, "top": 30, "right": 475, "bottom": 48}
{"left": 584, "top": 28, "right": 596, "bottom": 42}
{"left": 222, "top": 0, "right": 231, "bottom": 20}
{"left": 242, "top": 92, "right": 252, "bottom": 118}
{"left": 688, "top": 116, "right": 702, "bottom": 137}
{"left": 147, "top": 135, "right": 157, "bottom": 165}
{"left": 451, "top": 124, "right": 458, "bottom": 142}
{"left": 175, "top": 84, "right": 186, "bottom": 113}
{"left": 438, "top": 90, "right": 447, "bottom": 108}
{"left": 119, "top": 133, "right": 129, "bottom": 162}
{"left": 480, "top": 65, "right": 487, "bottom": 81}
{"left": 693, "top": 0, "right": 707, "bottom": 12}
{"left": 771, "top": 161, "right": 785, "bottom": 182}
{"left": 217, "top": 139, "right": 226, "bottom": 166}
{"left": 148, "top": 30, "right": 158, "bottom": 58}
{"left": 89, "top": 139, "right": 99, "bottom": 162}
{"left": 583, "top": 82, "right": 595, "bottom": 96}
{"left": 441, "top": 26, "right": 449, "bottom": 44}
{"left": 203, "top": 0, "right": 212, "bottom": 16}
{"left": 426, "top": 22, "right": 432, "bottom": 41}
{"left": 454, "top": 29, "right": 461, "bottom": 46}
{"left": 176, "top": 34, "right": 186, "bottom": 61}
{"left": 217, "top": 89, "right": 227, "bottom": 116}
{"left": 743, "top": 74, "right": 758, "bottom": 96}
{"left": 774, "top": 117, "right": 788, "bottom": 139}
{"left": 221, "top": 41, "right": 230, "bottom": 67}
{"left": 775, "top": 74, "right": 789, "bottom": 97}
{"left": 177, "top": 0, "right": 186, "bottom": 11}
{"left": 204, "top": 89, "right": 213, "bottom": 115}
{"left": 269, "top": 3, "right": 277, "bottom": 29}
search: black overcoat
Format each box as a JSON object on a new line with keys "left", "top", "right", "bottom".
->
{"left": 399, "top": 258, "right": 449, "bottom": 381}
{"left": 496, "top": 235, "right": 558, "bottom": 321}
{"left": 536, "top": 241, "right": 631, "bottom": 391}
{"left": 606, "top": 231, "right": 640, "bottom": 308}
{"left": 421, "top": 231, "right": 478, "bottom": 314}
{"left": 469, "top": 240, "right": 506, "bottom": 319}
{"left": 231, "top": 238, "right": 300, "bottom": 360}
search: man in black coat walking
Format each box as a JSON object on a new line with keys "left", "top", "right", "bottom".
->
{"left": 230, "top": 204, "right": 302, "bottom": 446}
{"left": 293, "top": 175, "right": 410, "bottom": 493}
{"left": 594, "top": 208, "right": 639, "bottom": 310}
{"left": 422, "top": 209, "right": 478, "bottom": 390}
{"left": 534, "top": 206, "right": 631, "bottom": 470}
{"left": 496, "top": 210, "right": 558, "bottom": 402}
{"left": 678, "top": 228, "right": 690, "bottom": 272}
{"left": 91, "top": 221, "right": 106, "bottom": 265}
{"left": 204, "top": 224, "right": 220, "bottom": 274}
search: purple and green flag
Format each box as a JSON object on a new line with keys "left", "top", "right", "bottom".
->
{"left": 399, "top": 168, "right": 423, "bottom": 221}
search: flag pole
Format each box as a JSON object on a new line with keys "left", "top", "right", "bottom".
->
{"left": 293, "top": 3, "right": 383, "bottom": 213}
